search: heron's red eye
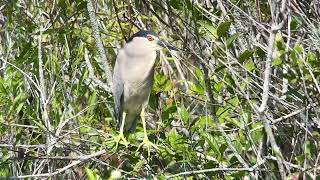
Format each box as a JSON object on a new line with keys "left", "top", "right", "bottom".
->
{"left": 147, "top": 36, "right": 154, "bottom": 41}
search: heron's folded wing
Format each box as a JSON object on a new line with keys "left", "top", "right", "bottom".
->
{"left": 112, "top": 50, "right": 125, "bottom": 127}
{"left": 113, "top": 79, "right": 123, "bottom": 125}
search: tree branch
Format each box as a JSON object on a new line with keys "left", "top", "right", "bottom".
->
{"left": 86, "top": 0, "right": 113, "bottom": 85}
{"left": 38, "top": 14, "right": 55, "bottom": 155}
{"left": 255, "top": 0, "right": 288, "bottom": 179}
{"left": 166, "top": 167, "right": 254, "bottom": 178}
{"left": 12, "top": 149, "right": 107, "bottom": 179}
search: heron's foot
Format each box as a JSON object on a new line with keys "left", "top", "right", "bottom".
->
{"left": 137, "top": 137, "right": 159, "bottom": 156}
{"left": 114, "top": 133, "right": 129, "bottom": 149}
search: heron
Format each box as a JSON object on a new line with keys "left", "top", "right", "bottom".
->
{"left": 112, "top": 30, "right": 177, "bottom": 153}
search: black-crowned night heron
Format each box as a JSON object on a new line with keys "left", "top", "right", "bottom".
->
{"left": 112, "top": 30, "right": 177, "bottom": 152}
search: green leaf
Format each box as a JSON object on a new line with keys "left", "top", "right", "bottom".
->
{"left": 178, "top": 107, "right": 189, "bottom": 124}
{"left": 228, "top": 96, "right": 240, "bottom": 107}
{"left": 255, "top": 47, "right": 266, "bottom": 58}
{"left": 307, "top": 52, "right": 317, "bottom": 66}
{"left": 293, "top": 44, "right": 303, "bottom": 54}
{"left": 290, "top": 50, "right": 297, "bottom": 62}
{"left": 190, "top": 82, "right": 205, "bottom": 95}
{"left": 0, "top": 79, "right": 7, "bottom": 94}
{"left": 245, "top": 59, "right": 256, "bottom": 71}
{"left": 215, "top": 65, "right": 227, "bottom": 72}
{"left": 295, "top": 155, "right": 305, "bottom": 165}
{"left": 231, "top": 171, "right": 246, "bottom": 178}
{"left": 275, "top": 34, "right": 285, "bottom": 50}
{"left": 214, "top": 81, "right": 224, "bottom": 92}
{"left": 226, "top": 117, "right": 242, "bottom": 128}
{"left": 272, "top": 58, "right": 282, "bottom": 66}
{"left": 304, "top": 140, "right": 311, "bottom": 158}
{"left": 168, "top": 129, "right": 183, "bottom": 149}
{"left": 238, "top": 129, "right": 246, "bottom": 143}
{"left": 85, "top": 167, "right": 95, "bottom": 180}
{"left": 0, "top": 167, "right": 9, "bottom": 177}
{"left": 217, "top": 21, "right": 231, "bottom": 37}
{"left": 133, "top": 160, "right": 145, "bottom": 173}
{"left": 227, "top": 33, "right": 239, "bottom": 48}
{"left": 297, "top": 58, "right": 304, "bottom": 67}
{"left": 16, "top": 103, "right": 24, "bottom": 114}
{"left": 290, "top": 18, "right": 300, "bottom": 31}
{"left": 193, "top": 116, "right": 215, "bottom": 129}
{"left": 202, "top": 132, "right": 221, "bottom": 156}
{"left": 198, "top": 20, "right": 217, "bottom": 38}
{"left": 155, "top": 73, "right": 167, "bottom": 85}
{"left": 170, "top": 0, "right": 183, "bottom": 10}
{"left": 219, "top": 144, "right": 228, "bottom": 155}
{"left": 163, "top": 80, "right": 173, "bottom": 92}
{"left": 239, "top": 50, "right": 254, "bottom": 63}
{"left": 161, "top": 105, "right": 177, "bottom": 121}
{"left": 304, "top": 140, "right": 316, "bottom": 159}
{"left": 195, "top": 67, "right": 204, "bottom": 79}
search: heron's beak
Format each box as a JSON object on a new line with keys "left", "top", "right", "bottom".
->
{"left": 157, "top": 40, "right": 178, "bottom": 51}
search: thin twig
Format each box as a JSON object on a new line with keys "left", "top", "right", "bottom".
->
{"left": 191, "top": 50, "right": 251, "bottom": 173}
{"left": 165, "top": 167, "right": 254, "bottom": 179}
{"left": 250, "top": 106, "right": 312, "bottom": 132}
{"left": 12, "top": 149, "right": 107, "bottom": 179}
{"left": 38, "top": 15, "right": 55, "bottom": 156}
{"left": 0, "top": 144, "right": 46, "bottom": 149}
{"left": 255, "top": 0, "right": 287, "bottom": 179}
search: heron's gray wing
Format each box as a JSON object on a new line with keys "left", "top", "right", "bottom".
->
{"left": 113, "top": 79, "right": 123, "bottom": 127}
{"left": 112, "top": 51, "right": 125, "bottom": 128}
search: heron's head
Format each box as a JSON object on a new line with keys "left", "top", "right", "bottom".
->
{"left": 127, "top": 30, "right": 177, "bottom": 51}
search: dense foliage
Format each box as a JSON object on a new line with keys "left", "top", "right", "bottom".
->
{"left": 0, "top": 0, "right": 319, "bottom": 179}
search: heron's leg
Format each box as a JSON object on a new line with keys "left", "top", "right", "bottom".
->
{"left": 137, "top": 107, "right": 159, "bottom": 156}
{"left": 114, "top": 112, "right": 129, "bottom": 148}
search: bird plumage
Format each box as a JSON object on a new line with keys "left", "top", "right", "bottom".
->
{"left": 112, "top": 32, "right": 158, "bottom": 132}
{"left": 112, "top": 31, "right": 176, "bottom": 153}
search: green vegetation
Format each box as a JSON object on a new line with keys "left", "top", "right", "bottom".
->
{"left": 0, "top": 0, "right": 319, "bottom": 179}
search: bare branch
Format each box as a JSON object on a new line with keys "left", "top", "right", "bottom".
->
{"left": 12, "top": 150, "right": 107, "bottom": 179}
{"left": 86, "top": 0, "right": 113, "bottom": 85}
{"left": 190, "top": 50, "right": 252, "bottom": 175}
{"left": 165, "top": 167, "right": 254, "bottom": 179}
{"left": 255, "top": 1, "right": 288, "bottom": 179}
{"left": 37, "top": 15, "right": 56, "bottom": 156}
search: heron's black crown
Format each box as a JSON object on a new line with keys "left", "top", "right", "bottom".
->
{"left": 127, "top": 30, "right": 158, "bottom": 42}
